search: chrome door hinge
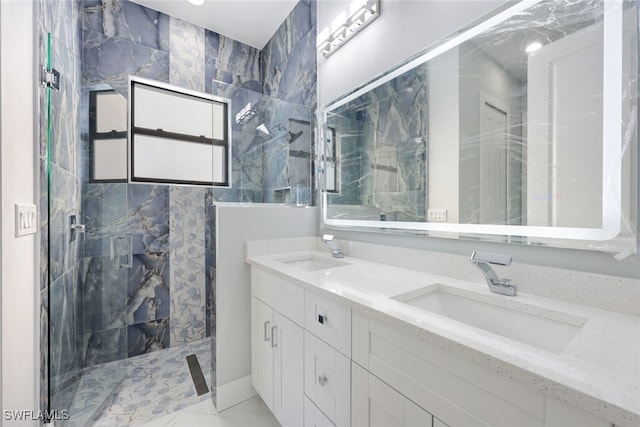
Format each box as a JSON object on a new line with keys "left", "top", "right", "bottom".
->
{"left": 42, "top": 67, "right": 61, "bottom": 90}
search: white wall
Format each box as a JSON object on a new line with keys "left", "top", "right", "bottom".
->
{"left": 427, "top": 48, "right": 460, "bottom": 223}
{"left": 317, "top": 0, "right": 508, "bottom": 106}
{"left": 215, "top": 205, "right": 319, "bottom": 410}
{"left": 1, "top": 0, "right": 39, "bottom": 425}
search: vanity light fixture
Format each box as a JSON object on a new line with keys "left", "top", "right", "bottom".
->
{"left": 525, "top": 41, "right": 543, "bottom": 53}
{"left": 317, "top": 0, "right": 380, "bottom": 58}
{"left": 187, "top": 0, "right": 205, "bottom": 5}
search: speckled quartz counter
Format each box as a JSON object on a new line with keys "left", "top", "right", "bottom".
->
{"left": 246, "top": 245, "right": 640, "bottom": 427}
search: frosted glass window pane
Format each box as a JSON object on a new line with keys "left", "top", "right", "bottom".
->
{"left": 134, "top": 84, "right": 212, "bottom": 138}
{"left": 133, "top": 134, "right": 213, "bottom": 183}
{"left": 94, "top": 138, "right": 127, "bottom": 180}
{"left": 212, "top": 103, "right": 225, "bottom": 140}
{"left": 96, "top": 92, "right": 127, "bottom": 133}
{"left": 213, "top": 145, "right": 226, "bottom": 183}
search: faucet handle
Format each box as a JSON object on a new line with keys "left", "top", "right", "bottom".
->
{"left": 470, "top": 251, "right": 512, "bottom": 266}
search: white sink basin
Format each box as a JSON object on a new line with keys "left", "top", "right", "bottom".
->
{"left": 279, "top": 255, "right": 350, "bottom": 272}
{"left": 393, "top": 285, "right": 587, "bottom": 354}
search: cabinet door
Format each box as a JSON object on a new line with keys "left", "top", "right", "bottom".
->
{"left": 273, "top": 311, "right": 304, "bottom": 427}
{"left": 304, "top": 331, "right": 351, "bottom": 427}
{"left": 304, "top": 396, "right": 336, "bottom": 427}
{"left": 251, "top": 296, "right": 274, "bottom": 410}
{"left": 352, "top": 362, "right": 432, "bottom": 427}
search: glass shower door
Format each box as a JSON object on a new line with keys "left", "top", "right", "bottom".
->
{"left": 45, "top": 33, "right": 127, "bottom": 425}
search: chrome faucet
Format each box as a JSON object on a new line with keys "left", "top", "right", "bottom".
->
{"left": 470, "top": 251, "right": 517, "bottom": 296}
{"left": 321, "top": 234, "right": 344, "bottom": 258}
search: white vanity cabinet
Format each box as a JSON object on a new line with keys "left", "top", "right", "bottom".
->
{"left": 352, "top": 362, "right": 436, "bottom": 427}
{"left": 351, "top": 312, "right": 612, "bottom": 427}
{"left": 251, "top": 270, "right": 305, "bottom": 427}
{"left": 250, "top": 265, "right": 615, "bottom": 427}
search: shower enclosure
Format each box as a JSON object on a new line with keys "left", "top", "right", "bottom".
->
{"left": 42, "top": 31, "right": 313, "bottom": 425}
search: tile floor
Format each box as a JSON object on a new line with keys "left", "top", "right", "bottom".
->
{"left": 63, "top": 337, "right": 277, "bottom": 426}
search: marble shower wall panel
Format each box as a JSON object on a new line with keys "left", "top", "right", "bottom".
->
{"left": 83, "top": 326, "right": 127, "bottom": 367}
{"left": 204, "top": 30, "right": 261, "bottom": 93}
{"left": 82, "top": 0, "right": 171, "bottom": 94}
{"left": 82, "top": 29, "right": 170, "bottom": 95}
{"left": 81, "top": 255, "right": 128, "bottom": 333}
{"left": 169, "top": 187, "right": 207, "bottom": 345}
{"left": 169, "top": 17, "right": 205, "bottom": 92}
{"left": 262, "top": 0, "right": 317, "bottom": 107}
{"left": 82, "top": 0, "right": 170, "bottom": 51}
{"left": 205, "top": 189, "right": 215, "bottom": 338}
{"left": 49, "top": 267, "right": 84, "bottom": 409}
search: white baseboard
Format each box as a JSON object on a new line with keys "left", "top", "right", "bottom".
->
{"left": 215, "top": 375, "right": 256, "bottom": 412}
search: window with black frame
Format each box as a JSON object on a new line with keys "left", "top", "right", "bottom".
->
{"left": 89, "top": 89, "right": 128, "bottom": 182}
{"left": 129, "top": 78, "right": 230, "bottom": 186}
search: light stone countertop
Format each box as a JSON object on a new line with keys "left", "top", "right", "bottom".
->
{"left": 246, "top": 248, "right": 640, "bottom": 427}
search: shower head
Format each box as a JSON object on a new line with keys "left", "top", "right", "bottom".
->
{"left": 256, "top": 123, "right": 271, "bottom": 137}
{"left": 256, "top": 123, "right": 284, "bottom": 138}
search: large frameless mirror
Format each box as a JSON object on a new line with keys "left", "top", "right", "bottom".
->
{"left": 321, "top": 0, "right": 638, "bottom": 253}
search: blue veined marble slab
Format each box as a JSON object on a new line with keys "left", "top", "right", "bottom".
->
{"left": 126, "top": 184, "right": 170, "bottom": 254}
{"left": 82, "top": 0, "right": 170, "bottom": 52}
{"left": 262, "top": 0, "right": 315, "bottom": 83}
{"left": 83, "top": 29, "right": 170, "bottom": 95}
{"left": 40, "top": 287, "right": 49, "bottom": 414}
{"left": 127, "top": 318, "right": 171, "bottom": 357}
{"left": 205, "top": 30, "right": 260, "bottom": 84}
{"left": 49, "top": 269, "right": 84, "bottom": 404}
{"left": 82, "top": 256, "right": 128, "bottom": 334}
{"left": 48, "top": 163, "right": 82, "bottom": 284}
{"left": 127, "top": 253, "right": 170, "bottom": 325}
{"left": 83, "top": 326, "right": 128, "bottom": 367}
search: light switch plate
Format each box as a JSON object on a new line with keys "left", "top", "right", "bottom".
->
{"left": 15, "top": 203, "right": 37, "bottom": 237}
{"left": 427, "top": 208, "right": 448, "bottom": 222}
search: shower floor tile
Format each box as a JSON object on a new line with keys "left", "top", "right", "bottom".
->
{"left": 89, "top": 337, "right": 213, "bottom": 426}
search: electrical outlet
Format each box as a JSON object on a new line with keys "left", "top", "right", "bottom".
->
{"left": 15, "top": 203, "right": 37, "bottom": 237}
{"left": 427, "top": 208, "right": 448, "bottom": 222}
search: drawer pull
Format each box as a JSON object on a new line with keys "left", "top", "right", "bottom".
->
{"left": 271, "top": 326, "right": 277, "bottom": 348}
{"left": 318, "top": 314, "right": 327, "bottom": 324}
{"left": 317, "top": 374, "right": 328, "bottom": 387}
{"left": 264, "top": 321, "right": 271, "bottom": 342}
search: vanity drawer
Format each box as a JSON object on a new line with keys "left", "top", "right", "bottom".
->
{"left": 252, "top": 268, "right": 304, "bottom": 326}
{"left": 305, "top": 290, "right": 351, "bottom": 356}
{"left": 304, "top": 396, "right": 336, "bottom": 427}
{"left": 304, "top": 331, "right": 351, "bottom": 427}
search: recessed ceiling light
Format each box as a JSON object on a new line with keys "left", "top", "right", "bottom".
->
{"left": 525, "top": 41, "right": 543, "bottom": 53}
{"left": 187, "top": 0, "right": 205, "bottom": 5}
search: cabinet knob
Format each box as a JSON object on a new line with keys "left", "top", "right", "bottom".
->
{"left": 318, "top": 375, "right": 328, "bottom": 387}
{"left": 318, "top": 314, "right": 327, "bottom": 324}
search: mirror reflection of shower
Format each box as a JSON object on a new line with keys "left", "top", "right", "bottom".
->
{"left": 256, "top": 122, "right": 284, "bottom": 138}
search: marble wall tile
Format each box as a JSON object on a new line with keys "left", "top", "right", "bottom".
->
{"left": 169, "top": 17, "right": 205, "bottom": 92}
{"left": 82, "top": 182, "right": 128, "bottom": 256}
{"left": 83, "top": 29, "right": 170, "bottom": 95}
{"left": 40, "top": 288, "right": 49, "bottom": 414}
{"left": 49, "top": 269, "right": 83, "bottom": 405}
{"left": 262, "top": 0, "right": 316, "bottom": 108}
{"left": 82, "top": 0, "right": 170, "bottom": 52}
{"left": 83, "top": 326, "right": 128, "bottom": 367}
{"left": 169, "top": 187, "right": 207, "bottom": 345}
{"left": 204, "top": 189, "right": 215, "bottom": 338}
{"left": 40, "top": 0, "right": 82, "bottom": 57}
{"left": 127, "top": 318, "right": 170, "bottom": 357}
{"left": 206, "top": 31, "right": 261, "bottom": 81}
{"left": 81, "top": 256, "right": 128, "bottom": 333}
{"left": 127, "top": 253, "right": 170, "bottom": 325}
{"left": 126, "top": 184, "right": 170, "bottom": 253}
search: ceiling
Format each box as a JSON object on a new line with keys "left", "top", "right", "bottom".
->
{"left": 130, "top": 0, "right": 299, "bottom": 49}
